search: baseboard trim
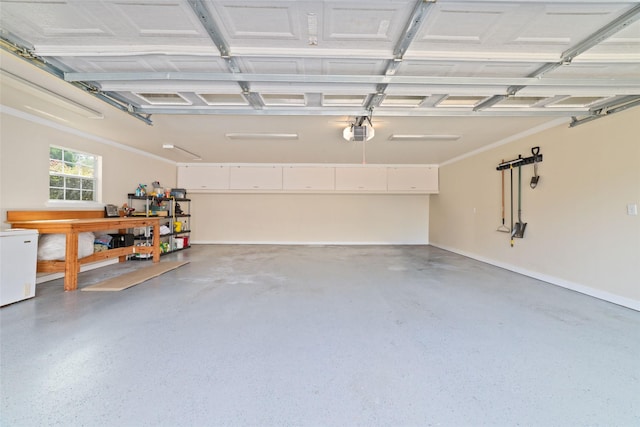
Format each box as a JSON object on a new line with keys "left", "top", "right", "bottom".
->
{"left": 192, "top": 240, "right": 429, "bottom": 245}
{"left": 430, "top": 243, "right": 640, "bottom": 312}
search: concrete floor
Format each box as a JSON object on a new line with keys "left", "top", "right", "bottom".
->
{"left": 1, "top": 244, "right": 639, "bottom": 426}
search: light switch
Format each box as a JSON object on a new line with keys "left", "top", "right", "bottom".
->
{"left": 627, "top": 203, "right": 638, "bottom": 216}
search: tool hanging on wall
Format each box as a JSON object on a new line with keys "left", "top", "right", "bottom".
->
{"left": 510, "top": 163, "right": 515, "bottom": 247}
{"left": 530, "top": 146, "right": 541, "bottom": 189}
{"left": 496, "top": 147, "right": 542, "bottom": 247}
{"left": 497, "top": 159, "right": 510, "bottom": 233}
{"left": 513, "top": 156, "right": 527, "bottom": 239}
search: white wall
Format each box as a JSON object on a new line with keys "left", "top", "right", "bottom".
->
{"left": 0, "top": 107, "right": 430, "bottom": 245}
{"left": 429, "top": 108, "right": 640, "bottom": 310}
{"left": 191, "top": 193, "right": 429, "bottom": 244}
{"left": 0, "top": 109, "right": 176, "bottom": 221}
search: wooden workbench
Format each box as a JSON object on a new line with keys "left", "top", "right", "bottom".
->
{"left": 6, "top": 211, "right": 161, "bottom": 291}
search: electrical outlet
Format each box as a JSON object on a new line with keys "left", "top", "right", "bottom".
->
{"left": 627, "top": 203, "right": 638, "bottom": 216}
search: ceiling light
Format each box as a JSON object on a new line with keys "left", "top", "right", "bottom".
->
{"left": 162, "top": 144, "right": 202, "bottom": 160}
{"left": 388, "top": 134, "right": 461, "bottom": 141}
{"left": 23, "top": 105, "right": 69, "bottom": 123}
{"left": 225, "top": 133, "right": 299, "bottom": 140}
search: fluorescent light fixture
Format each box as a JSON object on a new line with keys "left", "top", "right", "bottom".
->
{"left": 162, "top": 144, "right": 202, "bottom": 160}
{"left": 0, "top": 69, "right": 104, "bottom": 119}
{"left": 225, "top": 133, "right": 299, "bottom": 140}
{"left": 389, "top": 134, "right": 461, "bottom": 141}
{"left": 23, "top": 105, "right": 69, "bottom": 123}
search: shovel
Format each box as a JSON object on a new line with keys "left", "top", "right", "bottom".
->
{"left": 530, "top": 146, "right": 541, "bottom": 189}
{"left": 513, "top": 161, "right": 527, "bottom": 238}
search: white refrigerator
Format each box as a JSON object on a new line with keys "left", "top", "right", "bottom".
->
{"left": 1, "top": 229, "right": 38, "bottom": 306}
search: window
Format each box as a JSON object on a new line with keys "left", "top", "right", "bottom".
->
{"left": 49, "top": 146, "right": 99, "bottom": 202}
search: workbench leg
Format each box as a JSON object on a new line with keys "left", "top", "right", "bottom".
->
{"left": 152, "top": 224, "right": 160, "bottom": 263}
{"left": 64, "top": 232, "right": 80, "bottom": 291}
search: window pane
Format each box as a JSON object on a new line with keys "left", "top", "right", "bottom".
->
{"left": 50, "top": 175, "right": 64, "bottom": 187}
{"left": 79, "top": 165, "right": 94, "bottom": 177}
{"left": 81, "top": 178, "right": 94, "bottom": 190}
{"left": 50, "top": 188, "right": 64, "bottom": 200}
{"left": 63, "top": 150, "right": 76, "bottom": 163}
{"left": 64, "top": 162, "right": 79, "bottom": 175}
{"left": 66, "top": 189, "right": 81, "bottom": 200}
{"left": 50, "top": 147, "right": 63, "bottom": 160}
{"left": 76, "top": 154, "right": 95, "bottom": 168}
{"left": 50, "top": 160, "right": 64, "bottom": 173}
{"left": 66, "top": 177, "right": 80, "bottom": 189}
{"left": 81, "top": 190, "right": 94, "bottom": 201}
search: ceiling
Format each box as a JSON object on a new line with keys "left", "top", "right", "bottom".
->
{"left": 1, "top": 0, "right": 639, "bottom": 164}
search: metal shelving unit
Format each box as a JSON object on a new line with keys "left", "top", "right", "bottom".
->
{"left": 126, "top": 194, "right": 191, "bottom": 259}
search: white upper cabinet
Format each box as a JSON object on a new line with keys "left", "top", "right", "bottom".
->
{"left": 283, "top": 166, "right": 335, "bottom": 190}
{"left": 178, "top": 165, "right": 229, "bottom": 190}
{"left": 335, "top": 167, "right": 387, "bottom": 191}
{"left": 387, "top": 166, "right": 439, "bottom": 193}
{"left": 229, "top": 166, "right": 283, "bottom": 190}
{"left": 178, "top": 164, "right": 438, "bottom": 193}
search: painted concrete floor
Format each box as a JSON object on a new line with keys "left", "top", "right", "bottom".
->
{"left": 1, "top": 245, "right": 639, "bottom": 427}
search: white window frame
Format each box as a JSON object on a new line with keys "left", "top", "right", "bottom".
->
{"left": 46, "top": 145, "right": 103, "bottom": 208}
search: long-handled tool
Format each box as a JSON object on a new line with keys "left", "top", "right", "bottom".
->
{"left": 513, "top": 160, "right": 527, "bottom": 239}
{"left": 510, "top": 163, "right": 515, "bottom": 247}
{"left": 497, "top": 159, "right": 510, "bottom": 233}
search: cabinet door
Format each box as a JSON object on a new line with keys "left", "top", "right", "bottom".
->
{"left": 178, "top": 165, "right": 229, "bottom": 190}
{"left": 283, "top": 166, "right": 335, "bottom": 190}
{"left": 387, "top": 166, "right": 439, "bottom": 193}
{"left": 335, "top": 167, "right": 387, "bottom": 191}
{"left": 229, "top": 166, "right": 283, "bottom": 190}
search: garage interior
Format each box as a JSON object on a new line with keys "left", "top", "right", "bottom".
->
{"left": 1, "top": 0, "right": 639, "bottom": 425}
